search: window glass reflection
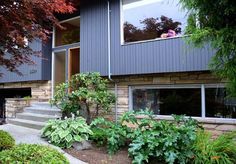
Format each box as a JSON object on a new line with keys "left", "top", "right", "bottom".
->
{"left": 122, "top": 0, "right": 188, "bottom": 43}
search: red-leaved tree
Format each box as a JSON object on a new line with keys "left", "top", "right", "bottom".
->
{"left": 0, "top": 0, "right": 76, "bottom": 75}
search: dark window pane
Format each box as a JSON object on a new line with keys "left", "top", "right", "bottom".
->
{"left": 206, "top": 88, "right": 236, "bottom": 118}
{"left": 122, "top": 0, "right": 188, "bottom": 43}
{"left": 132, "top": 88, "right": 201, "bottom": 116}
{"left": 159, "top": 89, "right": 201, "bottom": 116}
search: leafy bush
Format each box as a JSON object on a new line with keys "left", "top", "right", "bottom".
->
{"left": 90, "top": 117, "right": 130, "bottom": 154}
{"left": 0, "top": 144, "right": 69, "bottom": 163}
{"left": 50, "top": 72, "right": 116, "bottom": 123}
{"left": 91, "top": 110, "right": 201, "bottom": 164}
{"left": 42, "top": 117, "right": 93, "bottom": 148}
{"left": 0, "top": 130, "right": 15, "bottom": 151}
{"left": 191, "top": 130, "right": 236, "bottom": 164}
{"left": 124, "top": 113, "right": 200, "bottom": 164}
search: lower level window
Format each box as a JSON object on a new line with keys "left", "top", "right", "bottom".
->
{"left": 131, "top": 85, "right": 236, "bottom": 119}
{"left": 205, "top": 88, "right": 236, "bottom": 118}
{"left": 132, "top": 88, "right": 201, "bottom": 116}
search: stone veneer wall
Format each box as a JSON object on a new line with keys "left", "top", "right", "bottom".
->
{"left": 109, "top": 71, "right": 236, "bottom": 135}
{"left": 202, "top": 123, "right": 236, "bottom": 138}
{"left": 5, "top": 98, "right": 49, "bottom": 118}
{"left": 0, "top": 80, "right": 51, "bottom": 99}
{"left": 5, "top": 98, "right": 30, "bottom": 118}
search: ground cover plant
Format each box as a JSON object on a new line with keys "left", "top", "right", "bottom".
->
{"left": 191, "top": 130, "right": 236, "bottom": 164}
{"left": 0, "top": 144, "right": 69, "bottom": 164}
{"left": 0, "top": 130, "right": 15, "bottom": 151}
{"left": 42, "top": 117, "right": 93, "bottom": 148}
{"left": 50, "top": 72, "right": 115, "bottom": 123}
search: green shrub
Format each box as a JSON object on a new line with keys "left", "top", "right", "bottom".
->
{"left": 91, "top": 110, "right": 201, "bottom": 164}
{"left": 90, "top": 117, "right": 130, "bottom": 154}
{"left": 126, "top": 114, "right": 200, "bottom": 164}
{"left": 42, "top": 117, "right": 93, "bottom": 148}
{"left": 0, "top": 130, "right": 15, "bottom": 151}
{"left": 0, "top": 144, "right": 69, "bottom": 163}
{"left": 50, "top": 72, "right": 116, "bottom": 123}
{"left": 191, "top": 130, "right": 236, "bottom": 164}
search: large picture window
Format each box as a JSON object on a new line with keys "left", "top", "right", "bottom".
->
{"left": 130, "top": 85, "right": 236, "bottom": 119}
{"left": 132, "top": 88, "right": 201, "bottom": 116}
{"left": 122, "top": 0, "right": 188, "bottom": 43}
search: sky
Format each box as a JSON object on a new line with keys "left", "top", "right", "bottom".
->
{"left": 123, "top": 0, "right": 188, "bottom": 33}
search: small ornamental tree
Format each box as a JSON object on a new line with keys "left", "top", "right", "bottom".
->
{"left": 51, "top": 72, "right": 116, "bottom": 123}
{"left": 0, "top": 0, "right": 76, "bottom": 75}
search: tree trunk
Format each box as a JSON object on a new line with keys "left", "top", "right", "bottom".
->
{"left": 86, "top": 103, "right": 91, "bottom": 124}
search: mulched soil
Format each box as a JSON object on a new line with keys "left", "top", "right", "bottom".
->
{"left": 65, "top": 145, "right": 132, "bottom": 164}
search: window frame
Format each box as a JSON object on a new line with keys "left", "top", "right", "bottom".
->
{"left": 128, "top": 84, "right": 236, "bottom": 123}
{"left": 120, "top": 0, "right": 189, "bottom": 45}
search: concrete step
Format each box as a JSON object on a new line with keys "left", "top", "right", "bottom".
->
{"left": 16, "top": 112, "right": 60, "bottom": 122}
{"left": 24, "top": 107, "right": 61, "bottom": 116}
{"left": 7, "top": 102, "right": 62, "bottom": 130}
{"left": 30, "top": 102, "right": 59, "bottom": 109}
{"left": 7, "top": 118, "right": 46, "bottom": 130}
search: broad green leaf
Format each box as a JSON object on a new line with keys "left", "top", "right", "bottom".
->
{"left": 65, "top": 134, "right": 73, "bottom": 143}
{"left": 74, "top": 135, "right": 82, "bottom": 142}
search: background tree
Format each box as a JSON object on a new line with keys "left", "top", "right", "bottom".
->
{"left": 0, "top": 0, "right": 76, "bottom": 75}
{"left": 179, "top": 0, "right": 236, "bottom": 96}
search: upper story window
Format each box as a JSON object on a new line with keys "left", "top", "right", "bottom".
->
{"left": 54, "top": 17, "right": 80, "bottom": 47}
{"left": 122, "top": 0, "right": 188, "bottom": 43}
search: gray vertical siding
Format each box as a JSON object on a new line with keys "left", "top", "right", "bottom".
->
{"left": 80, "top": 0, "right": 215, "bottom": 76}
{"left": 80, "top": 0, "right": 109, "bottom": 75}
{"left": 0, "top": 39, "right": 51, "bottom": 83}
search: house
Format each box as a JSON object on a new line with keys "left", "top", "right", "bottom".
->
{"left": 0, "top": 0, "right": 235, "bottom": 134}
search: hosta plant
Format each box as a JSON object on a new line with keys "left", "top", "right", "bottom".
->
{"left": 41, "top": 117, "right": 93, "bottom": 148}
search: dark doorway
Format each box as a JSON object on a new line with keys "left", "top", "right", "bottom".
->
{"left": 0, "top": 88, "right": 31, "bottom": 124}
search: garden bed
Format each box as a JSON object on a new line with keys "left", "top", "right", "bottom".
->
{"left": 65, "top": 144, "right": 132, "bottom": 164}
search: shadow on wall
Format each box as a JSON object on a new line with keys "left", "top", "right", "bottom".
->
{"left": 0, "top": 88, "right": 31, "bottom": 124}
